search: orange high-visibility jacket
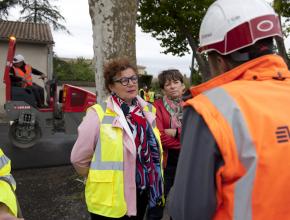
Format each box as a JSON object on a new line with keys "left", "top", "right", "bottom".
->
{"left": 13, "top": 64, "right": 33, "bottom": 87}
{"left": 187, "top": 54, "right": 290, "bottom": 220}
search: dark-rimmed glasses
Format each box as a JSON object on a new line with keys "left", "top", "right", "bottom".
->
{"left": 113, "top": 75, "right": 138, "bottom": 86}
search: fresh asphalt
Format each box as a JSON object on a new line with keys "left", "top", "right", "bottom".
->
{"left": 0, "top": 123, "right": 76, "bottom": 170}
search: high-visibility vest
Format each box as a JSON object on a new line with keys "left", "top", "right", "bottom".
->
{"left": 148, "top": 91, "right": 155, "bottom": 103}
{"left": 13, "top": 64, "right": 33, "bottom": 87}
{"left": 139, "top": 89, "right": 150, "bottom": 102}
{"left": 85, "top": 102, "right": 163, "bottom": 218}
{"left": 0, "top": 149, "right": 17, "bottom": 217}
{"left": 186, "top": 55, "right": 290, "bottom": 220}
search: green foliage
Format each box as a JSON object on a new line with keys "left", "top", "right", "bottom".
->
{"left": 273, "top": 0, "right": 290, "bottom": 37}
{"left": 150, "top": 78, "right": 161, "bottom": 95}
{"left": 0, "top": 0, "right": 69, "bottom": 33}
{"left": 137, "top": 0, "right": 213, "bottom": 79}
{"left": 53, "top": 57, "right": 95, "bottom": 82}
{"left": 138, "top": 74, "right": 153, "bottom": 88}
{"left": 137, "top": 0, "right": 213, "bottom": 56}
{"left": 19, "top": 0, "right": 70, "bottom": 33}
{"left": 189, "top": 58, "right": 202, "bottom": 85}
{"left": 0, "top": 0, "right": 18, "bottom": 19}
{"left": 191, "top": 69, "right": 202, "bottom": 86}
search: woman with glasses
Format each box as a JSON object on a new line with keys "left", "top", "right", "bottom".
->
{"left": 71, "top": 58, "right": 164, "bottom": 220}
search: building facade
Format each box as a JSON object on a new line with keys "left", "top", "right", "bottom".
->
{"left": 0, "top": 20, "right": 54, "bottom": 113}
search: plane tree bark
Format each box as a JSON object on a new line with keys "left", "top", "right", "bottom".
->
{"left": 88, "top": 0, "right": 137, "bottom": 102}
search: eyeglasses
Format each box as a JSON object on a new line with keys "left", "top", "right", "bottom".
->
{"left": 113, "top": 75, "right": 138, "bottom": 86}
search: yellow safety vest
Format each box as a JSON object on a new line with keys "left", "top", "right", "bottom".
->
{"left": 148, "top": 91, "right": 155, "bottom": 103}
{"left": 85, "top": 102, "right": 163, "bottom": 218}
{"left": 0, "top": 149, "right": 17, "bottom": 217}
{"left": 139, "top": 89, "right": 150, "bottom": 102}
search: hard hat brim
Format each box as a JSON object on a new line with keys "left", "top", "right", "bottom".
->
{"left": 198, "top": 15, "right": 282, "bottom": 55}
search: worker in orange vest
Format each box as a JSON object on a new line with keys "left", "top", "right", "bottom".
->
{"left": 139, "top": 84, "right": 150, "bottom": 101}
{"left": 139, "top": 85, "right": 155, "bottom": 103}
{"left": 10, "top": 54, "right": 47, "bottom": 108}
{"left": 169, "top": 0, "right": 290, "bottom": 219}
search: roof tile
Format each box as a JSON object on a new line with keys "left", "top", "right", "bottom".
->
{"left": 0, "top": 20, "right": 54, "bottom": 44}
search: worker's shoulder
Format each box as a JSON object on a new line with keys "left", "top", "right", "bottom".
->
{"left": 182, "top": 89, "right": 193, "bottom": 102}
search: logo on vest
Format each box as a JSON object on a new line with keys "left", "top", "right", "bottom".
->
{"left": 276, "top": 126, "right": 290, "bottom": 143}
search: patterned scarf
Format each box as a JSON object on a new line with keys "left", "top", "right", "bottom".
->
{"left": 111, "top": 93, "right": 163, "bottom": 208}
{"left": 162, "top": 96, "right": 183, "bottom": 129}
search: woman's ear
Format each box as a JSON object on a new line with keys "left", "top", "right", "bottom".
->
{"left": 108, "top": 84, "right": 114, "bottom": 93}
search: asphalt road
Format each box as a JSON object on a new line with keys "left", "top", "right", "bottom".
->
{"left": 0, "top": 123, "right": 76, "bottom": 170}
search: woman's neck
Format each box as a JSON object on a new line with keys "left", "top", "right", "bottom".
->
{"left": 167, "top": 95, "right": 180, "bottom": 102}
{"left": 124, "top": 99, "right": 134, "bottom": 105}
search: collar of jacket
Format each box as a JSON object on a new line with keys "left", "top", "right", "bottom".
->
{"left": 104, "top": 95, "right": 156, "bottom": 155}
{"left": 106, "top": 95, "right": 156, "bottom": 126}
{"left": 190, "top": 54, "right": 290, "bottom": 97}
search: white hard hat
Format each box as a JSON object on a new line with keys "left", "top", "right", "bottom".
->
{"left": 13, "top": 54, "right": 25, "bottom": 63}
{"left": 198, "top": 0, "right": 282, "bottom": 55}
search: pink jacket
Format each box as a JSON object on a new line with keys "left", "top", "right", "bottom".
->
{"left": 71, "top": 96, "right": 158, "bottom": 216}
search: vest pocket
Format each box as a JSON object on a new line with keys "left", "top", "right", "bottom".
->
{"left": 87, "top": 170, "right": 114, "bottom": 206}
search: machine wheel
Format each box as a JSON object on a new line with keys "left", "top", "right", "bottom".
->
{"left": 9, "top": 121, "right": 41, "bottom": 149}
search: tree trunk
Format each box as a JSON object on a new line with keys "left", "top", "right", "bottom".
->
{"left": 88, "top": 0, "right": 137, "bottom": 103}
{"left": 273, "top": 0, "right": 290, "bottom": 69}
{"left": 275, "top": 14, "right": 290, "bottom": 69}
{"left": 190, "top": 53, "right": 195, "bottom": 83}
{"left": 276, "top": 36, "right": 290, "bottom": 68}
{"left": 34, "top": 0, "right": 37, "bottom": 23}
{"left": 185, "top": 33, "right": 210, "bottom": 81}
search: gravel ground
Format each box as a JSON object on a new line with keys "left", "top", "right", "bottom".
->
{"left": 13, "top": 166, "right": 90, "bottom": 220}
{"left": 12, "top": 166, "right": 171, "bottom": 220}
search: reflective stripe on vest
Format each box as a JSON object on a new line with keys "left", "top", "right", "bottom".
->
{"left": 90, "top": 114, "right": 123, "bottom": 171}
{"left": 0, "top": 149, "right": 17, "bottom": 216}
{"left": 0, "top": 153, "right": 10, "bottom": 168}
{"left": 204, "top": 87, "right": 257, "bottom": 220}
{"left": 0, "top": 153, "right": 16, "bottom": 187}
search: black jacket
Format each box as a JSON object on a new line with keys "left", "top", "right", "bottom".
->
{"left": 169, "top": 106, "right": 224, "bottom": 220}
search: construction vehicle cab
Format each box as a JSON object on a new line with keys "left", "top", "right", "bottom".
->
{"left": 3, "top": 36, "right": 96, "bottom": 148}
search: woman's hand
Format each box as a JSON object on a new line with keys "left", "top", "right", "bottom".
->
{"left": 0, "top": 204, "right": 24, "bottom": 220}
{"left": 0, "top": 213, "right": 24, "bottom": 220}
{"left": 164, "top": 129, "right": 177, "bottom": 137}
{"left": 72, "top": 165, "right": 89, "bottom": 177}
